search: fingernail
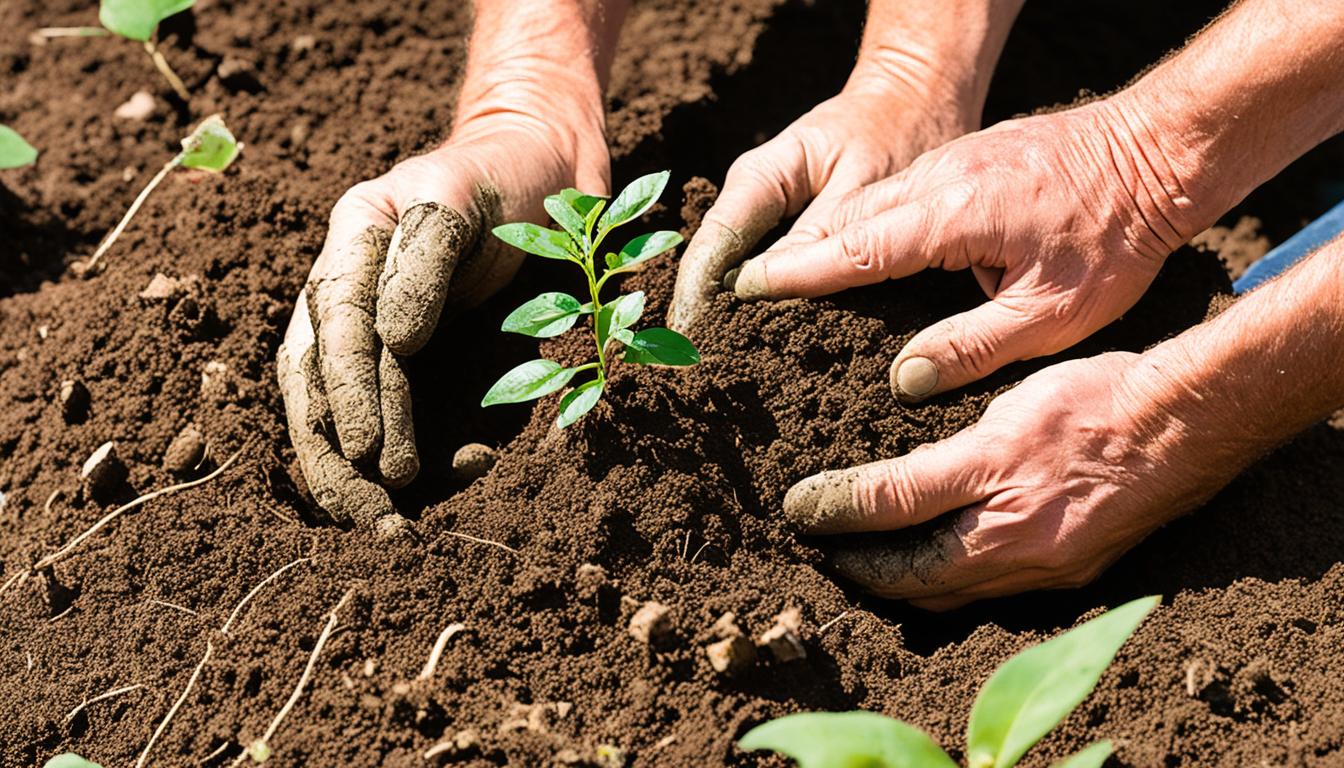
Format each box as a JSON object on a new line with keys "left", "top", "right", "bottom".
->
{"left": 733, "top": 259, "right": 769, "bottom": 301}
{"left": 722, "top": 266, "right": 741, "bottom": 292}
{"left": 783, "top": 469, "right": 856, "bottom": 533}
{"left": 891, "top": 356, "right": 938, "bottom": 401}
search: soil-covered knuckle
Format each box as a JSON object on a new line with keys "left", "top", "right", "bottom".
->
{"left": 377, "top": 348, "right": 419, "bottom": 488}
{"left": 299, "top": 344, "right": 333, "bottom": 435}
{"left": 376, "top": 202, "right": 471, "bottom": 355}
{"left": 443, "top": 182, "right": 514, "bottom": 310}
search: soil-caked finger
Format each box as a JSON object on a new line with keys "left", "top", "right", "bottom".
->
{"left": 378, "top": 347, "right": 419, "bottom": 488}
{"left": 309, "top": 226, "right": 388, "bottom": 463}
{"left": 377, "top": 202, "right": 474, "bottom": 355}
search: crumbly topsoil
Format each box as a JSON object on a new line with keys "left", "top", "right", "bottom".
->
{"left": 2, "top": 1, "right": 1344, "bottom": 767}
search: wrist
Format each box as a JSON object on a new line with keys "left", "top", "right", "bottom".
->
{"left": 843, "top": 51, "right": 982, "bottom": 135}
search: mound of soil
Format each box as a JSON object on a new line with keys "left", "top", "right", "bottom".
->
{"left": 2, "top": 1, "right": 1343, "bottom": 767}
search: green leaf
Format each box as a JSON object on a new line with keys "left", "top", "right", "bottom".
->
{"left": 179, "top": 115, "right": 240, "bottom": 172}
{"left": 607, "top": 230, "right": 683, "bottom": 273}
{"left": 0, "top": 125, "right": 37, "bottom": 169}
{"left": 99, "top": 0, "right": 195, "bottom": 41}
{"left": 966, "top": 596, "right": 1159, "bottom": 768}
{"left": 492, "top": 222, "right": 579, "bottom": 261}
{"left": 738, "top": 712, "right": 958, "bottom": 768}
{"left": 595, "top": 291, "right": 645, "bottom": 348}
{"left": 557, "top": 379, "right": 603, "bottom": 428}
{"left": 612, "top": 328, "right": 634, "bottom": 346}
{"left": 558, "top": 187, "right": 607, "bottom": 218}
{"left": 597, "top": 170, "right": 669, "bottom": 233}
{"left": 44, "top": 755, "right": 104, "bottom": 768}
{"left": 623, "top": 327, "right": 699, "bottom": 366}
{"left": 481, "top": 359, "right": 578, "bottom": 406}
{"left": 501, "top": 292, "right": 583, "bottom": 338}
{"left": 544, "top": 195, "right": 587, "bottom": 244}
{"left": 1050, "top": 741, "right": 1113, "bottom": 768}
{"left": 584, "top": 199, "right": 606, "bottom": 236}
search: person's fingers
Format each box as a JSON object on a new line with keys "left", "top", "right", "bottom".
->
{"left": 377, "top": 347, "right": 419, "bottom": 488}
{"left": 782, "top": 431, "right": 995, "bottom": 535}
{"left": 307, "top": 200, "right": 390, "bottom": 464}
{"left": 888, "top": 290, "right": 1049, "bottom": 402}
{"left": 668, "top": 136, "right": 813, "bottom": 333}
{"left": 277, "top": 300, "right": 410, "bottom": 538}
{"left": 376, "top": 201, "right": 476, "bottom": 355}
{"left": 731, "top": 201, "right": 936, "bottom": 300}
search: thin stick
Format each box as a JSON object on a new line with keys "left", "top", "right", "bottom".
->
{"left": 229, "top": 589, "right": 354, "bottom": 765}
{"left": 221, "top": 557, "right": 310, "bottom": 635}
{"left": 143, "top": 41, "right": 190, "bottom": 101}
{"left": 689, "top": 542, "right": 712, "bottom": 564}
{"left": 443, "top": 530, "right": 516, "bottom": 554}
{"left": 199, "top": 742, "right": 230, "bottom": 764}
{"left": 50, "top": 605, "right": 75, "bottom": 621}
{"left": 146, "top": 599, "right": 198, "bottom": 617}
{"left": 44, "top": 488, "right": 63, "bottom": 515}
{"left": 0, "top": 570, "right": 28, "bottom": 601}
{"left": 84, "top": 153, "right": 183, "bottom": 274}
{"left": 818, "top": 611, "right": 852, "bottom": 635}
{"left": 417, "top": 623, "right": 465, "bottom": 680}
{"left": 34, "top": 448, "right": 241, "bottom": 571}
{"left": 136, "top": 641, "right": 212, "bottom": 768}
{"left": 34, "top": 26, "right": 110, "bottom": 38}
{"left": 66, "top": 682, "right": 144, "bottom": 722}
{"left": 423, "top": 742, "right": 455, "bottom": 759}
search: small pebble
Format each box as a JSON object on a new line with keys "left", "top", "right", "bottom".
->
{"left": 451, "top": 443, "right": 497, "bottom": 483}
{"left": 162, "top": 425, "right": 205, "bottom": 474}
{"left": 576, "top": 563, "right": 607, "bottom": 599}
{"left": 59, "top": 379, "right": 90, "bottom": 424}
{"left": 291, "top": 34, "right": 317, "bottom": 52}
{"left": 217, "top": 57, "right": 260, "bottom": 91}
{"left": 758, "top": 606, "right": 807, "bottom": 662}
{"left": 711, "top": 611, "right": 743, "bottom": 639}
{"left": 628, "top": 601, "right": 672, "bottom": 644}
{"left": 139, "top": 272, "right": 183, "bottom": 301}
{"left": 706, "top": 635, "right": 756, "bottom": 676}
{"left": 113, "top": 90, "right": 156, "bottom": 121}
{"left": 81, "top": 441, "right": 126, "bottom": 501}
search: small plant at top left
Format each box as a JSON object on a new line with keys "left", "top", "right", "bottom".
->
{"left": 0, "top": 125, "right": 38, "bottom": 170}
{"left": 35, "top": 0, "right": 197, "bottom": 101}
{"left": 74, "top": 114, "right": 241, "bottom": 278}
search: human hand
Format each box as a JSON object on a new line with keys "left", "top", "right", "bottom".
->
{"left": 667, "top": 70, "right": 979, "bottom": 332}
{"left": 726, "top": 101, "right": 1211, "bottom": 402}
{"left": 782, "top": 351, "right": 1242, "bottom": 610}
{"left": 277, "top": 64, "right": 609, "bottom": 533}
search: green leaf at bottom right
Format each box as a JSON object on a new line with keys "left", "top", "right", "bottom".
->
{"left": 622, "top": 327, "right": 699, "bottom": 366}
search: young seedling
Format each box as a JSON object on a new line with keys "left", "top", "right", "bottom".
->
{"left": 77, "top": 114, "right": 240, "bottom": 277}
{"left": 483, "top": 171, "right": 699, "bottom": 427}
{"left": 0, "top": 125, "right": 38, "bottom": 169}
{"left": 43, "top": 755, "right": 102, "bottom": 768}
{"left": 739, "top": 596, "right": 1160, "bottom": 768}
{"left": 34, "top": 0, "right": 195, "bottom": 100}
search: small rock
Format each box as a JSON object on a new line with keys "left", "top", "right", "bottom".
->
{"left": 451, "top": 443, "right": 497, "bottom": 483}
{"left": 757, "top": 607, "right": 806, "bottom": 663}
{"left": 291, "top": 34, "right": 317, "bottom": 52}
{"left": 59, "top": 379, "right": 90, "bottom": 424}
{"left": 81, "top": 441, "right": 126, "bottom": 501}
{"left": 289, "top": 120, "right": 310, "bottom": 147}
{"left": 162, "top": 425, "right": 205, "bottom": 474}
{"left": 217, "top": 57, "right": 261, "bottom": 91}
{"left": 706, "top": 635, "right": 755, "bottom": 676}
{"left": 362, "top": 659, "right": 377, "bottom": 677}
{"left": 711, "top": 611, "right": 743, "bottom": 640}
{"left": 122, "top": 166, "right": 139, "bottom": 182}
{"left": 200, "top": 360, "right": 237, "bottom": 404}
{"left": 576, "top": 563, "right": 607, "bottom": 599}
{"left": 139, "top": 272, "right": 184, "bottom": 301}
{"left": 628, "top": 601, "right": 672, "bottom": 644}
{"left": 113, "top": 90, "right": 157, "bottom": 121}
{"left": 36, "top": 325, "right": 48, "bottom": 340}
{"left": 556, "top": 748, "right": 584, "bottom": 765}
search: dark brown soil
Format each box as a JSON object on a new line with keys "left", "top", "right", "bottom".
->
{"left": 2, "top": 1, "right": 1343, "bottom": 767}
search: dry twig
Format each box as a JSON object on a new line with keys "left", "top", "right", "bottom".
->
{"left": 145, "top": 599, "right": 198, "bottom": 617}
{"left": 443, "top": 530, "right": 516, "bottom": 554}
{"left": 818, "top": 611, "right": 853, "bottom": 635}
{"left": 66, "top": 682, "right": 144, "bottom": 723}
{"left": 417, "top": 622, "right": 466, "bottom": 680}
{"left": 136, "top": 641, "right": 213, "bottom": 768}
{"left": 220, "top": 557, "right": 310, "bottom": 635}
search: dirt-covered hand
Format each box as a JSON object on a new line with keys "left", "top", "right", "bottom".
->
{"left": 781, "top": 351, "right": 1241, "bottom": 610}
{"left": 278, "top": 113, "right": 609, "bottom": 530}
{"left": 667, "top": 76, "right": 977, "bottom": 333}
{"left": 727, "top": 102, "right": 1205, "bottom": 402}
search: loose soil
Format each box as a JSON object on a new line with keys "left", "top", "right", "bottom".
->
{"left": 3, "top": 1, "right": 1344, "bottom": 767}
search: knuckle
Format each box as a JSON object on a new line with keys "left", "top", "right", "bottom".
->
{"left": 838, "top": 224, "right": 881, "bottom": 273}
{"left": 934, "top": 315, "right": 1001, "bottom": 379}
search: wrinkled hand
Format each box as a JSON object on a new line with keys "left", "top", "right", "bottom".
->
{"left": 783, "top": 351, "right": 1237, "bottom": 610}
{"left": 726, "top": 101, "right": 1205, "bottom": 402}
{"left": 277, "top": 111, "right": 609, "bottom": 533}
{"left": 668, "top": 75, "right": 978, "bottom": 332}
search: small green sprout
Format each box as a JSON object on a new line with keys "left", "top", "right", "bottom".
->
{"left": 483, "top": 171, "right": 699, "bottom": 428}
{"left": 0, "top": 125, "right": 38, "bottom": 169}
{"left": 78, "top": 114, "right": 240, "bottom": 276}
{"left": 739, "top": 596, "right": 1159, "bottom": 768}
{"left": 37, "top": 1, "right": 195, "bottom": 100}
{"left": 246, "top": 738, "right": 273, "bottom": 762}
{"left": 43, "top": 754, "right": 103, "bottom": 768}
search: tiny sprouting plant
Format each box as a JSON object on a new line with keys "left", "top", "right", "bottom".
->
{"left": 739, "top": 596, "right": 1159, "bottom": 768}
{"left": 0, "top": 125, "right": 38, "bottom": 169}
{"left": 78, "top": 114, "right": 240, "bottom": 276}
{"left": 482, "top": 170, "right": 699, "bottom": 428}
{"left": 35, "top": 0, "right": 195, "bottom": 101}
{"left": 43, "top": 754, "right": 102, "bottom": 768}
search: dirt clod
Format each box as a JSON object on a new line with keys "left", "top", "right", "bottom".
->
{"left": 113, "top": 91, "right": 156, "bottom": 121}
{"left": 162, "top": 425, "right": 205, "bottom": 474}
{"left": 451, "top": 442, "right": 497, "bottom": 483}
{"left": 706, "top": 635, "right": 756, "bottom": 676}
{"left": 80, "top": 441, "right": 126, "bottom": 502}
{"left": 58, "top": 379, "right": 90, "bottom": 424}
{"left": 576, "top": 563, "right": 608, "bottom": 600}
{"left": 627, "top": 601, "right": 672, "bottom": 644}
{"left": 138, "top": 272, "right": 184, "bottom": 301}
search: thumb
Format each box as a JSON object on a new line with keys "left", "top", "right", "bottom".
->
{"left": 889, "top": 291, "right": 1050, "bottom": 402}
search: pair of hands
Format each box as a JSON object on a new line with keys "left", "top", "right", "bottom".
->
{"left": 281, "top": 55, "right": 1229, "bottom": 606}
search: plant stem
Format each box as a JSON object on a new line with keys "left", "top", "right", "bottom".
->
{"left": 144, "top": 40, "right": 191, "bottom": 101}
{"left": 84, "top": 152, "right": 183, "bottom": 273}
{"left": 584, "top": 244, "right": 607, "bottom": 382}
{"left": 34, "top": 26, "right": 110, "bottom": 38}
